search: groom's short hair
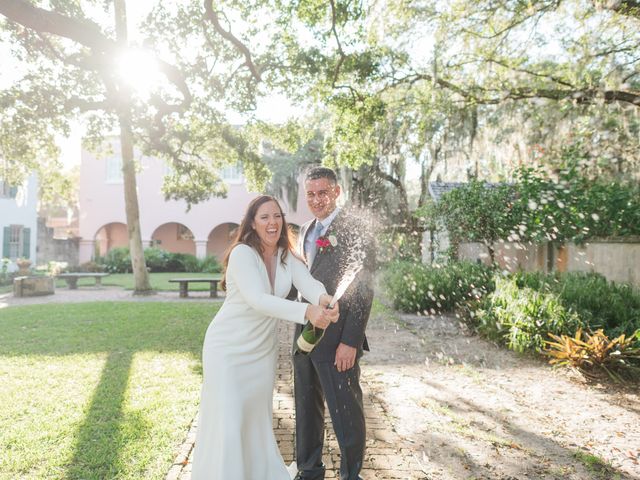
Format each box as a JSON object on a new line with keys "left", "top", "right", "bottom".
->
{"left": 305, "top": 166, "right": 337, "bottom": 185}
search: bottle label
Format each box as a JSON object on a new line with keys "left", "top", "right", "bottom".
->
{"left": 296, "top": 333, "right": 317, "bottom": 353}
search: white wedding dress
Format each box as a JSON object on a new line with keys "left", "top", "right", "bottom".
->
{"left": 191, "top": 244, "right": 326, "bottom": 480}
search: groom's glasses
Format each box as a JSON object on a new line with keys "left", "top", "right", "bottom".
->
{"left": 306, "top": 190, "right": 330, "bottom": 201}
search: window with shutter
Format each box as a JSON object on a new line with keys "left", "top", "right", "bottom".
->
{"left": 8, "top": 225, "right": 24, "bottom": 260}
{"left": 2, "top": 227, "right": 10, "bottom": 258}
{"left": 0, "top": 181, "right": 19, "bottom": 199}
{"left": 22, "top": 228, "right": 31, "bottom": 259}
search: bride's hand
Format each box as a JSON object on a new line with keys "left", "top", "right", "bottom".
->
{"left": 306, "top": 305, "right": 331, "bottom": 329}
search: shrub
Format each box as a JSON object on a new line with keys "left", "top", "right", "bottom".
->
{"left": 475, "top": 276, "right": 584, "bottom": 353}
{"left": 164, "top": 253, "right": 188, "bottom": 272}
{"left": 181, "top": 254, "right": 200, "bottom": 273}
{"left": 142, "top": 249, "right": 202, "bottom": 272}
{"left": 143, "top": 247, "right": 171, "bottom": 272}
{"left": 553, "top": 273, "right": 640, "bottom": 339}
{"left": 77, "top": 261, "right": 104, "bottom": 273}
{"left": 545, "top": 329, "right": 640, "bottom": 382}
{"left": 101, "top": 247, "right": 131, "bottom": 273}
{"left": 382, "top": 260, "right": 494, "bottom": 314}
{"left": 198, "top": 255, "right": 222, "bottom": 273}
{"left": 0, "top": 258, "right": 13, "bottom": 286}
{"left": 513, "top": 271, "right": 640, "bottom": 339}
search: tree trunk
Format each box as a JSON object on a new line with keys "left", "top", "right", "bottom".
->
{"left": 114, "top": 0, "right": 151, "bottom": 294}
{"left": 119, "top": 113, "right": 152, "bottom": 293}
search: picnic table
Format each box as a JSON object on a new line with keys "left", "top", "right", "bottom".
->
{"left": 168, "top": 278, "right": 219, "bottom": 298}
{"left": 56, "top": 273, "right": 110, "bottom": 289}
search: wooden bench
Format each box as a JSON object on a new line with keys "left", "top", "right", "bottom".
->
{"left": 168, "top": 278, "right": 219, "bottom": 298}
{"left": 56, "top": 273, "right": 110, "bottom": 289}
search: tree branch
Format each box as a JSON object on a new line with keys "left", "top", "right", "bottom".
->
{"left": 328, "top": 0, "right": 347, "bottom": 89}
{"left": 0, "top": 0, "right": 113, "bottom": 51}
{"left": 597, "top": 0, "right": 640, "bottom": 19}
{"left": 386, "top": 72, "right": 640, "bottom": 107}
{"left": 203, "top": 0, "right": 261, "bottom": 81}
{"left": 486, "top": 58, "right": 575, "bottom": 88}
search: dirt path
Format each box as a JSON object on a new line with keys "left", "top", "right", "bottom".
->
{"left": 363, "top": 307, "right": 640, "bottom": 479}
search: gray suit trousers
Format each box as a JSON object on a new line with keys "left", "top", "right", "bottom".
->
{"left": 293, "top": 353, "right": 365, "bottom": 480}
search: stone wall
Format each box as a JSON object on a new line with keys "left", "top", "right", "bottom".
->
{"left": 36, "top": 217, "right": 80, "bottom": 266}
{"left": 13, "top": 276, "right": 54, "bottom": 297}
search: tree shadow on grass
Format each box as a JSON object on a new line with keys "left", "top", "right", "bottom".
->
{"left": 0, "top": 302, "right": 212, "bottom": 480}
{"left": 64, "top": 351, "right": 146, "bottom": 480}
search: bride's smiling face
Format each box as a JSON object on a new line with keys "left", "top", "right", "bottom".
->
{"left": 252, "top": 200, "right": 283, "bottom": 250}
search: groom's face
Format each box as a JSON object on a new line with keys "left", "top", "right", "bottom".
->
{"left": 305, "top": 177, "right": 340, "bottom": 220}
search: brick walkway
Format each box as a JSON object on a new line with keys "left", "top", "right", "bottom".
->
{"left": 165, "top": 322, "right": 426, "bottom": 480}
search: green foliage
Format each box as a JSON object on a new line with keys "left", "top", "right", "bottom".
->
{"left": 100, "top": 247, "right": 132, "bottom": 274}
{"left": 99, "top": 247, "right": 221, "bottom": 274}
{"left": 513, "top": 272, "right": 640, "bottom": 339}
{"left": 164, "top": 253, "right": 192, "bottom": 272}
{"left": 376, "top": 231, "right": 424, "bottom": 264}
{"left": 426, "top": 164, "right": 640, "bottom": 254}
{"left": 474, "top": 272, "right": 640, "bottom": 354}
{"left": 514, "top": 160, "right": 640, "bottom": 244}
{"left": 475, "top": 276, "right": 584, "bottom": 353}
{"left": 77, "top": 261, "right": 105, "bottom": 273}
{"left": 258, "top": 124, "right": 324, "bottom": 210}
{"left": 0, "top": 258, "right": 12, "bottom": 286}
{"left": 142, "top": 247, "right": 171, "bottom": 273}
{"left": 198, "top": 255, "right": 222, "bottom": 274}
{"left": 382, "top": 260, "right": 494, "bottom": 314}
{"left": 424, "top": 180, "right": 520, "bottom": 261}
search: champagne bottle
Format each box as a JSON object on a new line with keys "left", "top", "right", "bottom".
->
{"left": 296, "top": 323, "right": 325, "bottom": 354}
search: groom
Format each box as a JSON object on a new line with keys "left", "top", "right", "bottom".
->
{"left": 293, "top": 166, "right": 376, "bottom": 480}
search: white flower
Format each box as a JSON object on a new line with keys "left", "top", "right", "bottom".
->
{"left": 328, "top": 235, "right": 338, "bottom": 247}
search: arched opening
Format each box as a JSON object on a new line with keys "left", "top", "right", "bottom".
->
{"left": 207, "top": 223, "right": 239, "bottom": 259}
{"left": 151, "top": 222, "right": 195, "bottom": 255}
{"left": 94, "top": 223, "right": 128, "bottom": 257}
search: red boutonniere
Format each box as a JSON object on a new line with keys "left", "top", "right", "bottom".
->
{"left": 316, "top": 235, "right": 338, "bottom": 254}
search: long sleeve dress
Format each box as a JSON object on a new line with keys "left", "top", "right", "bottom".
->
{"left": 191, "top": 244, "right": 326, "bottom": 480}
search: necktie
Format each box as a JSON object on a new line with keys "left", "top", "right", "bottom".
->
{"left": 306, "top": 221, "right": 324, "bottom": 265}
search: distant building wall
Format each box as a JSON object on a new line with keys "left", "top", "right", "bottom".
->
{"left": 78, "top": 139, "right": 314, "bottom": 263}
{"left": 36, "top": 218, "right": 79, "bottom": 266}
{"left": 0, "top": 174, "right": 39, "bottom": 267}
{"left": 458, "top": 238, "right": 640, "bottom": 289}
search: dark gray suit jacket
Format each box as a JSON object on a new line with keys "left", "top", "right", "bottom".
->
{"left": 295, "top": 208, "right": 376, "bottom": 362}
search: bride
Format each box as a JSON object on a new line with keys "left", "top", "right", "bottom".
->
{"left": 191, "top": 195, "right": 339, "bottom": 479}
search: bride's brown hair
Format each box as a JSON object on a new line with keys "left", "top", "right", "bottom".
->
{"left": 221, "top": 195, "right": 297, "bottom": 290}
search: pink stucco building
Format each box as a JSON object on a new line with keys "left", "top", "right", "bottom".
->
{"left": 78, "top": 139, "right": 312, "bottom": 263}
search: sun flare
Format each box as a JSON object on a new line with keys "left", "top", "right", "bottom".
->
{"left": 116, "top": 48, "right": 162, "bottom": 98}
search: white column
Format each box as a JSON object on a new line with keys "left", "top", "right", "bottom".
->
{"left": 142, "top": 240, "right": 152, "bottom": 249}
{"left": 195, "top": 240, "right": 208, "bottom": 259}
{"left": 79, "top": 240, "right": 95, "bottom": 263}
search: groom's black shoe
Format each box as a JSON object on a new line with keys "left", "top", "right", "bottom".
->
{"left": 293, "top": 472, "right": 324, "bottom": 480}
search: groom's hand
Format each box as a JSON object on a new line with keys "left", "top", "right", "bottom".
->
{"left": 334, "top": 343, "right": 356, "bottom": 372}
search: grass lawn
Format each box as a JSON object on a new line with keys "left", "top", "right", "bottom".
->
{"left": 0, "top": 302, "right": 217, "bottom": 480}
{"left": 54, "top": 272, "right": 222, "bottom": 291}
